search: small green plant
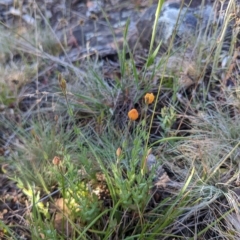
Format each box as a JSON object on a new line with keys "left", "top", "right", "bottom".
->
{"left": 15, "top": 178, "right": 49, "bottom": 218}
{"left": 56, "top": 153, "right": 102, "bottom": 225}
{"left": 107, "top": 129, "right": 153, "bottom": 211}
{"left": 158, "top": 106, "right": 177, "bottom": 137}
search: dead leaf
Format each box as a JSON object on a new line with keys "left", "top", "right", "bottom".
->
{"left": 53, "top": 198, "right": 73, "bottom": 237}
{"left": 154, "top": 166, "right": 170, "bottom": 188}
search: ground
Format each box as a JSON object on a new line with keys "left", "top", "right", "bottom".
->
{"left": 0, "top": 0, "right": 240, "bottom": 239}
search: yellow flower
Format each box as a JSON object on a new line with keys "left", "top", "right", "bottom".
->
{"left": 128, "top": 109, "right": 139, "bottom": 121}
{"left": 144, "top": 93, "right": 155, "bottom": 104}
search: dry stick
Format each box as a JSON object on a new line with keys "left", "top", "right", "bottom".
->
{"left": 222, "top": 47, "right": 239, "bottom": 87}
{"left": 33, "top": 0, "right": 41, "bottom": 122}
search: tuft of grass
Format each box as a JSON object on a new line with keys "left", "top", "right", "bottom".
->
{"left": 0, "top": 0, "right": 240, "bottom": 239}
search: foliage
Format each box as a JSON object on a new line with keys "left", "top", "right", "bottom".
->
{"left": 0, "top": 0, "right": 240, "bottom": 239}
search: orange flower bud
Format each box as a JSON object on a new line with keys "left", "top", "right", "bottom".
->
{"left": 52, "top": 156, "right": 61, "bottom": 165}
{"left": 128, "top": 109, "right": 139, "bottom": 121}
{"left": 144, "top": 93, "right": 155, "bottom": 104}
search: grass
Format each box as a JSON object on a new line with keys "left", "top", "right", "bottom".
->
{"left": 0, "top": 0, "right": 240, "bottom": 239}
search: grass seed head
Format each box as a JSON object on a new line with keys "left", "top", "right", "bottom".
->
{"left": 116, "top": 147, "right": 122, "bottom": 157}
{"left": 58, "top": 73, "right": 67, "bottom": 95}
